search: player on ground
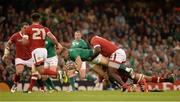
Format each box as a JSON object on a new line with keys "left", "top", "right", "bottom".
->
{"left": 2, "top": 22, "right": 33, "bottom": 93}
{"left": 23, "top": 13, "right": 63, "bottom": 92}
{"left": 60, "top": 47, "right": 109, "bottom": 83}
{"left": 60, "top": 48, "right": 93, "bottom": 91}
{"left": 87, "top": 32, "right": 175, "bottom": 92}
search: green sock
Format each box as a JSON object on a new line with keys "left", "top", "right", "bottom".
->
{"left": 69, "top": 77, "right": 76, "bottom": 91}
{"left": 45, "top": 82, "right": 51, "bottom": 90}
{"left": 46, "top": 78, "right": 55, "bottom": 90}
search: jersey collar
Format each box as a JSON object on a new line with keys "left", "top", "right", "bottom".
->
{"left": 19, "top": 31, "right": 23, "bottom": 37}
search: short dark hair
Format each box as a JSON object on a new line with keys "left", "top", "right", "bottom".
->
{"left": 88, "top": 32, "right": 96, "bottom": 37}
{"left": 16, "top": 22, "right": 29, "bottom": 30}
{"left": 31, "top": 13, "right": 41, "bottom": 22}
{"left": 20, "top": 22, "right": 29, "bottom": 28}
{"left": 87, "top": 32, "right": 96, "bottom": 42}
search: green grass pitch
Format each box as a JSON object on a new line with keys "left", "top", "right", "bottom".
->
{"left": 0, "top": 91, "right": 180, "bottom": 102}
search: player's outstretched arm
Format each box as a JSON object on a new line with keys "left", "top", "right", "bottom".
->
{"left": 46, "top": 31, "right": 63, "bottom": 53}
{"left": 2, "top": 40, "right": 12, "bottom": 61}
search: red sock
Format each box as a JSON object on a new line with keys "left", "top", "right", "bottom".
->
{"left": 28, "top": 75, "right": 38, "bottom": 91}
{"left": 42, "top": 69, "right": 57, "bottom": 75}
{"left": 37, "top": 79, "right": 44, "bottom": 91}
{"left": 150, "top": 76, "right": 165, "bottom": 83}
{"left": 14, "top": 74, "right": 20, "bottom": 84}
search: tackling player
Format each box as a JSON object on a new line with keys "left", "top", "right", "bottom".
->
{"left": 87, "top": 32, "right": 175, "bottom": 92}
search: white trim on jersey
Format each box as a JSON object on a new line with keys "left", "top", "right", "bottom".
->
{"left": 93, "top": 44, "right": 101, "bottom": 48}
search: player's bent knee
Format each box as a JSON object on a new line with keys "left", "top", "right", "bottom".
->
{"left": 16, "top": 64, "right": 25, "bottom": 74}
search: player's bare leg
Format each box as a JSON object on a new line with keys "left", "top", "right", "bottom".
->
{"left": 78, "top": 62, "right": 87, "bottom": 80}
{"left": 91, "top": 64, "right": 108, "bottom": 80}
{"left": 11, "top": 64, "right": 24, "bottom": 93}
{"left": 74, "top": 56, "right": 86, "bottom": 80}
{"left": 108, "top": 67, "right": 130, "bottom": 91}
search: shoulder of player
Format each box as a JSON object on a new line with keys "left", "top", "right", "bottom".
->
{"left": 79, "top": 39, "right": 86, "bottom": 42}
{"left": 91, "top": 36, "right": 100, "bottom": 42}
{"left": 8, "top": 32, "right": 21, "bottom": 43}
{"left": 29, "top": 24, "right": 45, "bottom": 29}
{"left": 10, "top": 32, "right": 21, "bottom": 38}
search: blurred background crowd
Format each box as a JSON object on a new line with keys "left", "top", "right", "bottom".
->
{"left": 0, "top": 0, "right": 179, "bottom": 83}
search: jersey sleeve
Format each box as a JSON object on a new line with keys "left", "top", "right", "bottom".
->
{"left": 9, "top": 34, "right": 16, "bottom": 43}
{"left": 44, "top": 27, "right": 51, "bottom": 34}
{"left": 69, "top": 49, "right": 78, "bottom": 61}
{"left": 90, "top": 37, "right": 101, "bottom": 48}
{"left": 80, "top": 39, "right": 88, "bottom": 48}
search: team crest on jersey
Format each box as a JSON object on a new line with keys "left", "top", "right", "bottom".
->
{"left": 17, "top": 39, "right": 23, "bottom": 42}
{"left": 72, "top": 42, "right": 79, "bottom": 46}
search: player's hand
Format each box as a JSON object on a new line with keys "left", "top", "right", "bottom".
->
{"left": 2, "top": 54, "right": 8, "bottom": 62}
{"left": 87, "top": 57, "right": 93, "bottom": 61}
{"left": 122, "top": 83, "right": 135, "bottom": 92}
{"left": 56, "top": 43, "right": 63, "bottom": 54}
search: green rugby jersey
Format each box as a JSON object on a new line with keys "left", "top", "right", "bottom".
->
{"left": 71, "top": 39, "right": 88, "bottom": 49}
{"left": 45, "top": 37, "right": 56, "bottom": 58}
{"left": 68, "top": 48, "right": 93, "bottom": 61}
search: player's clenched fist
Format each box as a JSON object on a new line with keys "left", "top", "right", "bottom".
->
{"left": 2, "top": 47, "right": 10, "bottom": 61}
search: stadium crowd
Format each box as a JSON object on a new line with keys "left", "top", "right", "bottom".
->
{"left": 0, "top": 0, "right": 179, "bottom": 84}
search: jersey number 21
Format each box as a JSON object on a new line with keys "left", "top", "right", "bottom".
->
{"left": 32, "top": 28, "right": 46, "bottom": 40}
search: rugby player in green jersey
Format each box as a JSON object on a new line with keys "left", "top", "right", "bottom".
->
{"left": 71, "top": 31, "right": 89, "bottom": 49}
{"left": 66, "top": 31, "right": 89, "bottom": 91}
{"left": 43, "top": 37, "right": 59, "bottom": 92}
{"left": 60, "top": 47, "right": 110, "bottom": 89}
{"left": 60, "top": 31, "right": 109, "bottom": 91}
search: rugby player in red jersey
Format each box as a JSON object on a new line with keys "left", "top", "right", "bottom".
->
{"left": 23, "top": 13, "right": 63, "bottom": 92}
{"left": 2, "top": 22, "right": 33, "bottom": 93}
{"left": 87, "top": 32, "right": 175, "bottom": 92}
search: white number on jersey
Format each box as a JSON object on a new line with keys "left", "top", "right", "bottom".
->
{"left": 32, "top": 28, "right": 46, "bottom": 40}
